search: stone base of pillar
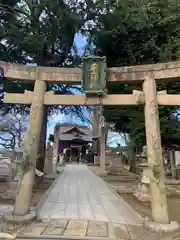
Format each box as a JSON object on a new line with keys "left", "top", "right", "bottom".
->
{"left": 3, "top": 207, "right": 36, "bottom": 225}
{"left": 96, "top": 170, "right": 108, "bottom": 177}
{"left": 144, "top": 218, "right": 180, "bottom": 233}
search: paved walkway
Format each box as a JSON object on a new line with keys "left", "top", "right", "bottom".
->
{"left": 17, "top": 219, "right": 164, "bottom": 240}
{"left": 38, "top": 164, "right": 142, "bottom": 226}
{"left": 0, "top": 204, "right": 13, "bottom": 218}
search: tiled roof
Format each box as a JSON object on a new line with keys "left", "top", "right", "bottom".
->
{"left": 56, "top": 123, "right": 91, "bottom": 135}
{"left": 55, "top": 123, "right": 92, "bottom": 142}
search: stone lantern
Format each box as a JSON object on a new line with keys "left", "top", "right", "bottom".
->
{"left": 134, "top": 162, "right": 151, "bottom": 201}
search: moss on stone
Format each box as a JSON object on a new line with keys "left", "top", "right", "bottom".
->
{"left": 152, "top": 164, "right": 161, "bottom": 183}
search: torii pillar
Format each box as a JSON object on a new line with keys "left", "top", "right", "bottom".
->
{"left": 52, "top": 125, "right": 59, "bottom": 173}
{"left": 143, "top": 74, "right": 169, "bottom": 224}
{"left": 14, "top": 69, "right": 46, "bottom": 215}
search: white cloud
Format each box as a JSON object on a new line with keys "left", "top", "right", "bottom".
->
{"left": 47, "top": 114, "right": 67, "bottom": 137}
{"left": 107, "top": 132, "right": 125, "bottom": 147}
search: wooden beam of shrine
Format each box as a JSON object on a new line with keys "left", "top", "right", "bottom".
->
{"left": 158, "top": 94, "right": 180, "bottom": 106}
{"left": 4, "top": 92, "right": 180, "bottom": 106}
{"left": 44, "top": 94, "right": 141, "bottom": 105}
{"left": 1, "top": 60, "right": 180, "bottom": 83}
{"left": 4, "top": 91, "right": 33, "bottom": 104}
{"left": 0, "top": 61, "right": 36, "bottom": 81}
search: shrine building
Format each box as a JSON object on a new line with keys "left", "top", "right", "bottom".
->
{"left": 49, "top": 123, "right": 93, "bottom": 162}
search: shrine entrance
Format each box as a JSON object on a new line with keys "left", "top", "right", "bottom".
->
{"left": 70, "top": 145, "right": 81, "bottom": 162}
{"left": 2, "top": 58, "right": 180, "bottom": 227}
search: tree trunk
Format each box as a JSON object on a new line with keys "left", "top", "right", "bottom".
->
{"left": 36, "top": 155, "right": 45, "bottom": 172}
{"left": 104, "top": 122, "right": 109, "bottom": 146}
{"left": 129, "top": 148, "right": 137, "bottom": 173}
{"left": 170, "top": 150, "right": 176, "bottom": 179}
{"left": 14, "top": 169, "right": 34, "bottom": 215}
{"left": 100, "top": 126, "right": 106, "bottom": 172}
{"left": 11, "top": 148, "right": 16, "bottom": 180}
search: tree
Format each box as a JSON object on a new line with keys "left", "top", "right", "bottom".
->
{"left": 75, "top": 0, "right": 180, "bottom": 172}
{"left": 0, "top": 110, "right": 27, "bottom": 150}
{"left": 91, "top": 0, "right": 180, "bottom": 150}
{"left": 0, "top": 0, "right": 89, "bottom": 119}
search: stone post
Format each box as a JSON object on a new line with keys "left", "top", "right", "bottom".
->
{"left": 36, "top": 105, "right": 48, "bottom": 172}
{"left": 92, "top": 107, "right": 100, "bottom": 164}
{"left": 52, "top": 126, "right": 59, "bottom": 173}
{"left": 14, "top": 69, "right": 46, "bottom": 215}
{"left": 143, "top": 75, "right": 169, "bottom": 224}
{"left": 59, "top": 154, "right": 64, "bottom": 165}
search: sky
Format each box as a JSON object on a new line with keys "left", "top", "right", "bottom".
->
{"left": 46, "top": 34, "right": 125, "bottom": 147}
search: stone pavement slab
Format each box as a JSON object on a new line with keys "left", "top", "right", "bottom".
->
{"left": 108, "top": 222, "right": 130, "bottom": 240}
{"left": 17, "top": 219, "right": 167, "bottom": 240}
{"left": 38, "top": 164, "right": 142, "bottom": 226}
{"left": 0, "top": 204, "right": 13, "bottom": 217}
{"left": 42, "top": 226, "right": 64, "bottom": 235}
{"left": 20, "top": 223, "right": 46, "bottom": 236}
{"left": 87, "top": 221, "right": 108, "bottom": 237}
{"left": 48, "top": 219, "right": 68, "bottom": 228}
{"left": 63, "top": 220, "right": 88, "bottom": 236}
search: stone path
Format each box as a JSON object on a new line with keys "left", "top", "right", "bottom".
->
{"left": 15, "top": 165, "right": 176, "bottom": 239}
{"left": 0, "top": 204, "right": 13, "bottom": 218}
{"left": 16, "top": 219, "right": 163, "bottom": 240}
{"left": 38, "top": 164, "right": 142, "bottom": 226}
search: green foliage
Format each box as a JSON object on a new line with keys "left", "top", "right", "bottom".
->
{"left": 1, "top": 0, "right": 81, "bottom": 66}
{"left": 0, "top": 0, "right": 88, "bottom": 119}
{"left": 91, "top": 0, "right": 180, "bottom": 149}
{"left": 152, "top": 164, "right": 161, "bottom": 183}
{"left": 2, "top": 0, "right": 180, "bottom": 140}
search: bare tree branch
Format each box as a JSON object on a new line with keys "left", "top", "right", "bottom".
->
{"left": 0, "top": 111, "right": 28, "bottom": 150}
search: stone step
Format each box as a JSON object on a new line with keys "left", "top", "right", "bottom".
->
{"left": 16, "top": 236, "right": 109, "bottom": 240}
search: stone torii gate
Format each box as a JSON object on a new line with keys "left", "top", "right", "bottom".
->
{"left": 1, "top": 60, "right": 180, "bottom": 228}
